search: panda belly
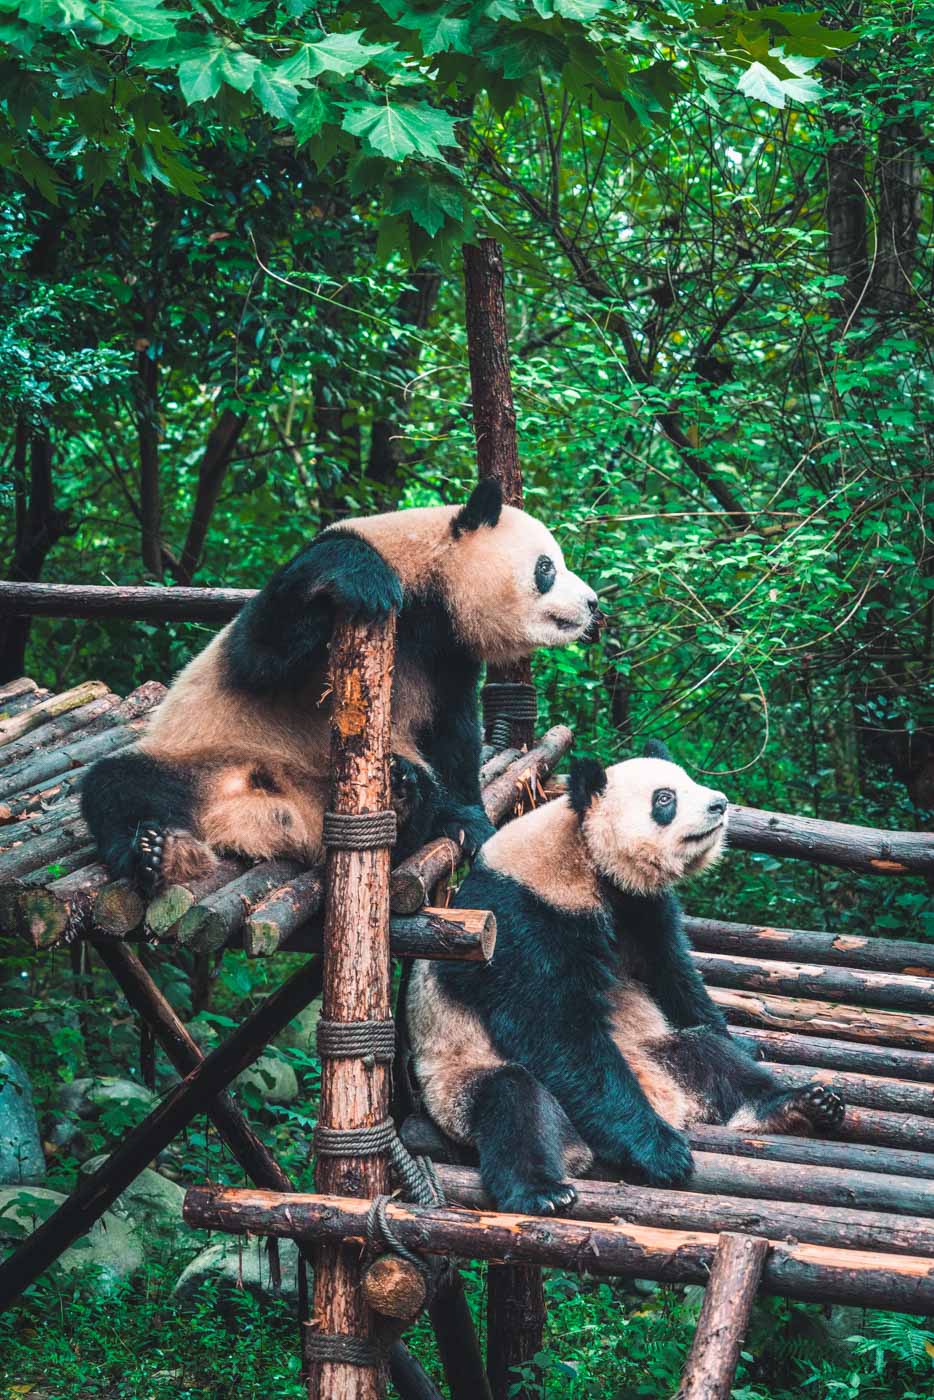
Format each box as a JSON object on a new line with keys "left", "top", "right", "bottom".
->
{"left": 608, "top": 982, "right": 709, "bottom": 1129}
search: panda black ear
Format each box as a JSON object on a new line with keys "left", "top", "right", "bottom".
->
{"left": 568, "top": 757, "right": 607, "bottom": 818}
{"left": 451, "top": 479, "right": 503, "bottom": 538}
{"left": 643, "top": 738, "right": 674, "bottom": 762}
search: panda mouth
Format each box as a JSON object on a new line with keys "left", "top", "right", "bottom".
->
{"left": 547, "top": 613, "right": 584, "bottom": 634}
{"left": 683, "top": 822, "right": 725, "bottom": 845}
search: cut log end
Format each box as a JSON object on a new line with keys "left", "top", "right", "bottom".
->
{"left": 361, "top": 1254, "right": 427, "bottom": 1321}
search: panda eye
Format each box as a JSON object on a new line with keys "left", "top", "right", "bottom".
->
{"left": 534, "top": 555, "right": 556, "bottom": 594}
{"left": 652, "top": 788, "right": 677, "bottom": 826}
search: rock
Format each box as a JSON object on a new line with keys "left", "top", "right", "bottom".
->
{"left": 80, "top": 1158, "right": 186, "bottom": 1242}
{"left": 0, "top": 1054, "right": 45, "bottom": 1184}
{"left": 275, "top": 1001, "right": 321, "bottom": 1055}
{"left": 56, "top": 1076, "right": 156, "bottom": 1120}
{"left": 173, "top": 1236, "right": 301, "bottom": 1309}
{"left": 0, "top": 1186, "right": 142, "bottom": 1291}
{"left": 235, "top": 1054, "right": 299, "bottom": 1105}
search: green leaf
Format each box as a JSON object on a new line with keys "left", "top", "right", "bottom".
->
{"left": 296, "top": 29, "right": 394, "bottom": 79}
{"left": 388, "top": 173, "right": 463, "bottom": 235}
{"left": 16, "top": 0, "right": 92, "bottom": 28}
{"left": 737, "top": 60, "right": 786, "bottom": 108}
{"left": 252, "top": 62, "right": 299, "bottom": 121}
{"left": 534, "top": 0, "right": 607, "bottom": 18}
{"left": 482, "top": 26, "right": 567, "bottom": 79}
{"left": 177, "top": 37, "right": 260, "bottom": 103}
{"left": 385, "top": 2, "right": 472, "bottom": 55}
{"left": 292, "top": 86, "right": 336, "bottom": 144}
{"left": 341, "top": 99, "right": 460, "bottom": 161}
{"left": 92, "top": 0, "right": 175, "bottom": 38}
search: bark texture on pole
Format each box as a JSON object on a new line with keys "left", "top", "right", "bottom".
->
{"left": 675, "top": 1233, "right": 769, "bottom": 1400}
{"left": 464, "top": 235, "right": 543, "bottom": 1385}
{"left": 308, "top": 608, "right": 396, "bottom": 1400}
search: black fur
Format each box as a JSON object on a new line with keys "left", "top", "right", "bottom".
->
{"left": 643, "top": 738, "right": 674, "bottom": 761}
{"left": 450, "top": 479, "right": 502, "bottom": 538}
{"left": 80, "top": 750, "right": 199, "bottom": 883}
{"left": 424, "top": 859, "right": 841, "bottom": 1210}
{"left": 222, "top": 532, "right": 403, "bottom": 695}
{"left": 567, "top": 757, "right": 607, "bottom": 818}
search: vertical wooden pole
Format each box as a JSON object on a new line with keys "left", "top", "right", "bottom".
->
{"left": 308, "top": 608, "right": 396, "bottom": 1400}
{"left": 463, "top": 234, "right": 545, "bottom": 1393}
{"left": 463, "top": 237, "right": 535, "bottom": 751}
{"left": 675, "top": 1233, "right": 770, "bottom": 1400}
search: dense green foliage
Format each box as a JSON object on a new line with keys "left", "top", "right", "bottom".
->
{"left": 1, "top": 0, "right": 933, "bottom": 1395}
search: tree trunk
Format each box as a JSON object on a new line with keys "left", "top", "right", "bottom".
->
{"left": 826, "top": 107, "right": 869, "bottom": 319}
{"left": 176, "top": 408, "right": 248, "bottom": 584}
{"left": 136, "top": 336, "right": 163, "bottom": 579}
{"left": 874, "top": 102, "right": 922, "bottom": 312}
{"left": 368, "top": 267, "right": 442, "bottom": 492}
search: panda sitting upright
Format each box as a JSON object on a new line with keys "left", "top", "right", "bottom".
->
{"left": 406, "top": 743, "right": 844, "bottom": 1215}
{"left": 81, "top": 481, "right": 600, "bottom": 892}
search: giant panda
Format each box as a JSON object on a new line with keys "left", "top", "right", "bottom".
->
{"left": 406, "top": 743, "right": 845, "bottom": 1215}
{"left": 81, "top": 481, "right": 600, "bottom": 892}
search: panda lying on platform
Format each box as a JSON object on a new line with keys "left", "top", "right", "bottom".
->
{"left": 406, "top": 744, "right": 845, "bottom": 1215}
{"left": 81, "top": 482, "right": 600, "bottom": 892}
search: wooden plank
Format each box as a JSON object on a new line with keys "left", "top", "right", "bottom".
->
{"left": 685, "top": 916, "right": 934, "bottom": 978}
{"left": 688, "top": 1125, "right": 934, "bottom": 1182}
{"left": 0, "top": 681, "right": 110, "bottom": 746}
{"left": 727, "top": 803, "right": 934, "bottom": 876}
{"left": 675, "top": 1232, "right": 769, "bottom": 1400}
{"left": 182, "top": 1188, "right": 934, "bottom": 1314}
{"left": 0, "top": 681, "right": 160, "bottom": 772}
{"left": 695, "top": 950, "right": 934, "bottom": 1013}
{"left": 737, "top": 1027, "right": 934, "bottom": 1083}
{"left": 713, "top": 985, "right": 934, "bottom": 1051}
{"left": 763, "top": 1061, "right": 934, "bottom": 1117}
{"left": 0, "top": 580, "right": 253, "bottom": 621}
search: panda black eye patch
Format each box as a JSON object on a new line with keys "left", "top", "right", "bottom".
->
{"left": 534, "top": 556, "right": 557, "bottom": 594}
{"left": 652, "top": 788, "right": 677, "bottom": 825}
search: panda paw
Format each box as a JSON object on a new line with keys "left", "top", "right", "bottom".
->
{"left": 131, "top": 823, "right": 217, "bottom": 896}
{"left": 437, "top": 803, "right": 495, "bottom": 859}
{"left": 390, "top": 756, "right": 435, "bottom": 827}
{"left": 498, "top": 1179, "right": 578, "bottom": 1217}
{"left": 626, "top": 1118, "right": 695, "bottom": 1187}
{"left": 779, "top": 1084, "right": 846, "bottom": 1136}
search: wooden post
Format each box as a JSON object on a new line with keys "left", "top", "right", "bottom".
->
{"left": 463, "top": 233, "right": 544, "bottom": 1393}
{"left": 675, "top": 1233, "right": 770, "bottom": 1400}
{"left": 308, "top": 609, "right": 396, "bottom": 1400}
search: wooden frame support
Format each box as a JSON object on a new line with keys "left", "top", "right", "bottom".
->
{"left": 675, "top": 1233, "right": 770, "bottom": 1400}
{"left": 307, "top": 608, "right": 396, "bottom": 1400}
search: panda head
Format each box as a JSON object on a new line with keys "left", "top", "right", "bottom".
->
{"left": 567, "top": 740, "right": 728, "bottom": 895}
{"left": 440, "top": 480, "right": 601, "bottom": 663}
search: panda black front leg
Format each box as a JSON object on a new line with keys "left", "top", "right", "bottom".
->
{"left": 470, "top": 1065, "right": 581, "bottom": 1216}
{"left": 434, "top": 797, "right": 495, "bottom": 858}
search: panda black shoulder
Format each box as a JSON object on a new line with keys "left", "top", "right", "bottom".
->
{"left": 221, "top": 532, "right": 403, "bottom": 696}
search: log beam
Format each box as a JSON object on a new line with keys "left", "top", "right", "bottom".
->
{"left": 713, "top": 986, "right": 934, "bottom": 1050}
{"left": 675, "top": 1233, "right": 769, "bottom": 1400}
{"left": 0, "top": 580, "right": 253, "bottom": 622}
{"left": 696, "top": 950, "right": 934, "bottom": 1014}
{"left": 727, "top": 803, "right": 934, "bottom": 876}
{"left": 685, "top": 916, "right": 934, "bottom": 978}
{"left": 182, "top": 1187, "right": 934, "bottom": 1314}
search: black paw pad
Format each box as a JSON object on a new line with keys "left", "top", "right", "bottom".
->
{"left": 132, "top": 823, "right": 166, "bottom": 895}
{"left": 797, "top": 1083, "right": 846, "bottom": 1130}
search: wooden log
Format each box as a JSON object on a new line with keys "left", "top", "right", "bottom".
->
{"left": 737, "top": 1027, "right": 934, "bottom": 1083}
{"left": 695, "top": 950, "right": 934, "bottom": 1014}
{"left": 0, "top": 686, "right": 50, "bottom": 718}
{"left": 20, "top": 862, "right": 110, "bottom": 947}
{"left": 0, "top": 681, "right": 111, "bottom": 747}
{"left": 482, "top": 725, "right": 575, "bottom": 825}
{"left": 428, "top": 1269, "right": 493, "bottom": 1400}
{"left": 176, "top": 859, "right": 305, "bottom": 952}
{"left": 361, "top": 1255, "right": 426, "bottom": 1322}
{"left": 478, "top": 747, "right": 521, "bottom": 786}
{"left": 91, "top": 879, "right": 146, "bottom": 938}
{"left": 763, "top": 1061, "right": 934, "bottom": 1117}
{"left": 94, "top": 941, "right": 432, "bottom": 1400}
{"left": 713, "top": 986, "right": 934, "bottom": 1051}
{"left": 0, "top": 954, "right": 324, "bottom": 1311}
{"left": 243, "top": 868, "right": 325, "bottom": 955}
{"left": 0, "top": 716, "right": 143, "bottom": 801}
{"left": 0, "top": 794, "right": 82, "bottom": 848}
{"left": 688, "top": 1126, "right": 934, "bottom": 1183}
{"left": 1, "top": 771, "right": 86, "bottom": 823}
{"left": 0, "top": 693, "right": 122, "bottom": 772}
{"left": 0, "top": 822, "right": 90, "bottom": 882}
{"left": 0, "top": 844, "right": 98, "bottom": 934}
{"left": 487, "top": 1263, "right": 545, "bottom": 1400}
{"left": 309, "top": 608, "right": 396, "bottom": 1400}
{"left": 0, "top": 580, "right": 253, "bottom": 621}
{"left": 0, "top": 677, "right": 37, "bottom": 703}
{"left": 685, "top": 916, "right": 934, "bottom": 978}
{"left": 675, "top": 1233, "right": 769, "bottom": 1400}
{"left": 143, "top": 857, "right": 247, "bottom": 941}
{"left": 277, "top": 908, "right": 498, "bottom": 964}
{"left": 181, "top": 1187, "right": 934, "bottom": 1314}
{"left": 836, "top": 1105, "right": 934, "bottom": 1152}
{"left": 433, "top": 1164, "right": 934, "bottom": 1255}
{"left": 727, "top": 803, "right": 934, "bottom": 875}
{"left": 390, "top": 726, "right": 574, "bottom": 914}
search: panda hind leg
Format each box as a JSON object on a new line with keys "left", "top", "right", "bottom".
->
{"left": 80, "top": 750, "right": 217, "bottom": 894}
{"left": 470, "top": 1064, "right": 591, "bottom": 1217}
{"left": 733, "top": 1083, "right": 846, "bottom": 1137}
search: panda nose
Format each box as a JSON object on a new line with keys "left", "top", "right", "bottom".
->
{"left": 587, "top": 593, "right": 600, "bottom": 614}
{"left": 708, "top": 794, "right": 728, "bottom": 817}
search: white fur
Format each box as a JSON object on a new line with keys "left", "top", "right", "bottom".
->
{"left": 582, "top": 758, "right": 728, "bottom": 895}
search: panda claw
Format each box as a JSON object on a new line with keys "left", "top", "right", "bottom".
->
{"left": 132, "top": 823, "right": 166, "bottom": 896}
